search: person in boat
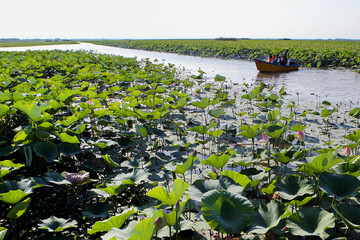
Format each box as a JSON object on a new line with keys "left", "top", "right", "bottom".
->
{"left": 274, "top": 54, "right": 281, "bottom": 65}
{"left": 268, "top": 54, "right": 274, "bottom": 63}
{"left": 281, "top": 49, "right": 289, "bottom": 65}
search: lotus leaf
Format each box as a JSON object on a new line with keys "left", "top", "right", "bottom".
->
{"left": 319, "top": 172, "right": 360, "bottom": 200}
{"left": 201, "top": 153, "right": 232, "bottom": 169}
{"left": 128, "top": 211, "right": 162, "bottom": 240}
{"left": 88, "top": 209, "right": 135, "bottom": 234}
{"left": 246, "top": 200, "right": 290, "bottom": 234}
{"left": 201, "top": 189, "right": 254, "bottom": 234}
{"left": 38, "top": 216, "right": 78, "bottom": 232}
{"left": 173, "top": 154, "right": 197, "bottom": 175}
{"left": 82, "top": 203, "right": 114, "bottom": 218}
{"left": 301, "top": 152, "right": 342, "bottom": 174}
{"left": 274, "top": 175, "right": 314, "bottom": 200}
{"left": 7, "top": 197, "right": 31, "bottom": 219}
{"left": 286, "top": 207, "right": 335, "bottom": 237}
{"left": 333, "top": 203, "right": 360, "bottom": 229}
{"left": 147, "top": 178, "right": 189, "bottom": 206}
{"left": 0, "top": 160, "right": 24, "bottom": 178}
{"left": 185, "top": 177, "right": 243, "bottom": 202}
{"left": 33, "top": 142, "right": 58, "bottom": 163}
{"left": 220, "top": 170, "right": 251, "bottom": 188}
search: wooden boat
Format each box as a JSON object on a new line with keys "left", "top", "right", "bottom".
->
{"left": 254, "top": 59, "right": 300, "bottom": 73}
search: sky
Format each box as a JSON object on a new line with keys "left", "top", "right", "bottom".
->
{"left": 1, "top": 0, "right": 359, "bottom": 40}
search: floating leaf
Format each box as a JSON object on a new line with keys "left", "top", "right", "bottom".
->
{"left": 333, "top": 203, "right": 360, "bottom": 230}
{"left": 201, "top": 190, "right": 254, "bottom": 234}
{"left": 319, "top": 172, "right": 360, "bottom": 200}
{"left": 38, "top": 216, "right": 77, "bottom": 232}
{"left": 201, "top": 153, "right": 232, "bottom": 169}
{"left": 286, "top": 207, "right": 335, "bottom": 237}
{"left": 33, "top": 142, "right": 58, "bottom": 163}
{"left": 88, "top": 209, "right": 135, "bottom": 234}
{"left": 246, "top": 200, "right": 290, "bottom": 234}
{"left": 301, "top": 152, "right": 342, "bottom": 174}
{"left": 147, "top": 178, "right": 189, "bottom": 206}
{"left": 7, "top": 197, "right": 31, "bottom": 219}
{"left": 82, "top": 203, "right": 114, "bottom": 218}
{"left": 274, "top": 175, "right": 314, "bottom": 200}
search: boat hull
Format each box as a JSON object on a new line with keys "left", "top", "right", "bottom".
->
{"left": 254, "top": 59, "right": 300, "bottom": 73}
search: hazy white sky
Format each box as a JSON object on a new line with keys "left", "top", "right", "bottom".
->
{"left": 1, "top": 0, "right": 359, "bottom": 39}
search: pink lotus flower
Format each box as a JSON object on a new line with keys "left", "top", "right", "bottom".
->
{"left": 62, "top": 171, "right": 90, "bottom": 186}
{"left": 259, "top": 134, "right": 269, "bottom": 145}
{"left": 87, "top": 100, "right": 95, "bottom": 105}
{"left": 297, "top": 130, "right": 305, "bottom": 142}
{"left": 344, "top": 147, "right": 351, "bottom": 157}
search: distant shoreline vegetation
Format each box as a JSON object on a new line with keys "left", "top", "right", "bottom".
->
{"left": 86, "top": 39, "right": 360, "bottom": 72}
{"left": 0, "top": 40, "right": 78, "bottom": 48}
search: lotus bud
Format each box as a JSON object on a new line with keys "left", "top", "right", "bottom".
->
{"left": 297, "top": 130, "right": 305, "bottom": 142}
{"left": 344, "top": 147, "right": 351, "bottom": 157}
{"left": 154, "top": 217, "right": 163, "bottom": 229}
{"left": 259, "top": 134, "right": 269, "bottom": 146}
{"left": 174, "top": 200, "right": 181, "bottom": 212}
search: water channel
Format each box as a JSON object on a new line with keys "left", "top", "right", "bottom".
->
{"left": 1, "top": 42, "right": 359, "bottom": 106}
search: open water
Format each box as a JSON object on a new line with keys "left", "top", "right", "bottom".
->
{"left": 1, "top": 42, "right": 359, "bottom": 106}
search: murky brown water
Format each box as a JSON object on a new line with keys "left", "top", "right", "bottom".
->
{"left": 1, "top": 42, "right": 359, "bottom": 105}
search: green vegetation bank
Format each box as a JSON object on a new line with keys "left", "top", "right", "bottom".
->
{"left": 88, "top": 39, "right": 360, "bottom": 72}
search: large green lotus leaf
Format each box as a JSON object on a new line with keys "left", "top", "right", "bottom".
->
{"left": 33, "top": 142, "right": 58, "bottom": 163}
{"left": 301, "top": 152, "right": 342, "bottom": 174}
{"left": 201, "top": 153, "right": 232, "bottom": 169}
{"left": 274, "top": 175, "right": 314, "bottom": 200}
{"left": 57, "top": 143, "right": 81, "bottom": 156}
{"left": 237, "top": 124, "right": 260, "bottom": 139}
{"left": 185, "top": 177, "right": 243, "bottom": 202}
{"left": 220, "top": 170, "right": 251, "bottom": 189}
{"left": 0, "top": 160, "right": 24, "bottom": 178}
{"left": 13, "top": 101, "right": 43, "bottom": 122}
{"left": 44, "top": 172, "right": 70, "bottom": 185}
{"left": 0, "top": 227, "right": 7, "bottom": 240}
{"left": 147, "top": 178, "right": 189, "bottom": 206}
{"left": 201, "top": 189, "right": 254, "bottom": 234}
{"left": 92, "top": 182, "right": 132, "bottom": 198}
{"left": 93, "top": 138, "right": 118, "bottom": 149}
{"left": 102, "top": 154, "right": 121, "bottom": 168}
{"left": 286, "top": 207, "right": 335, "bottom": 237}
{"left": 0, "top": 179, "right": 34, "bottom": 194}
{"left": 113, "top": 169, "right": 147, "bottom": 184}
{"left": 128, "top": 211, "right": 162, "bottom": 240}
{"left": 0, "top": 190, "right": 29, "bottom": 204}
{"left": 319, "top": 173, "right": 360, "bottom": 200}
{"left": 7, "top": 197, "right": 31, "bottom": 219}
{"left": 101, "top": 220, "right": 138, "bottom": 240}
{"left": 188, "top": 122, "right": 215, "bottom": 135}
{"left": 0, "top": 104, "right": 10, "bottom": 118}
{"left": 136, "top": 124, "right": 148, "bottom": 138}
{"left": 57, "top": 132, "right": 80, "bottom": 144}
{"left": 82, "top": 203, "right": 114, "bottom": 218}
{"left": 246, "top": 200, "right": 290, "bottom": 234}
{"left": 208, "top": 108, "right": 225, "bottom": 118}
{"left": 38, "top": 216, "right": 77, "bottom": 232}
{"left": 333, "top": 203, "right": 360, "bottom": 229}
{"left": 88, "top": 209, "right": 135, "bottom": 234}
{"left": 192, "top": 97, "right": 210, "bottom": 110}
{"left": 173, "top": 155, "right": 198, "bottom": 175}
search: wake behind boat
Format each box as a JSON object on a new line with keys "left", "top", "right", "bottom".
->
{"left": 254, "top": 58, "right": 300, "bottom": 73}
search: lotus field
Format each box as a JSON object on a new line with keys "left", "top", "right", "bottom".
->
{"left": 1, "top": 50, "right": 360, "bottom": 240}
{"left": 88, "top": 39, "right": 360, "bottom": 72}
